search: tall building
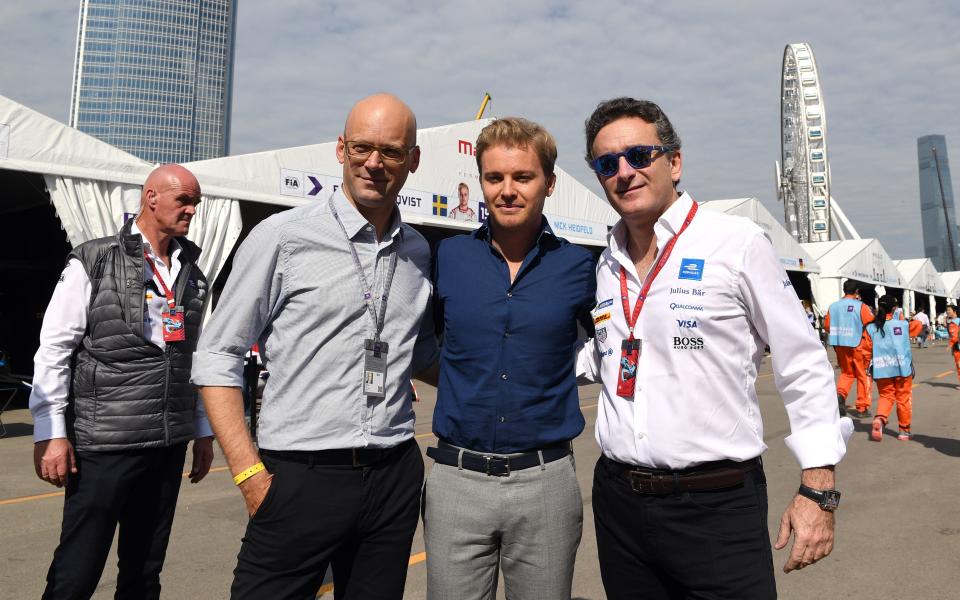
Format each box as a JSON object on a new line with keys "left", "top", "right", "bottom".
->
{"left": 69, "top": 0, "right": 236, "bottom": 163}
{"left": 918, "top": 135, "right": 958, "bottom": 271}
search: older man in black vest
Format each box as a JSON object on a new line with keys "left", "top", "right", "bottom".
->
{"left": 29, "top": 164, "right": 214, "bottom": 600}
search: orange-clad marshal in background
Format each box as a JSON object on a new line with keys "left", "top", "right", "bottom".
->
{"left": 862, "top": 295, "right": 923, "bottom": 442}
{"left": 824, "top": 280, "right": 874, "bottom": 417}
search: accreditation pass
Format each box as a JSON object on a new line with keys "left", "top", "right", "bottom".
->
{"left": 363, "top": 339, "right": 389, "bottom": 398}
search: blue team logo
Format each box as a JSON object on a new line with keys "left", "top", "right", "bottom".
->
{"left": 678, "top": 258, "right": 705, "bottom": 281}
{"left": 597, "top": 327, "right": 607, "bottom": 343}
{"left": 893, "top": 326, "right": 903, "bottom": 335}
{"left": 847, "top": 305, "right": 855, "bottom": 312}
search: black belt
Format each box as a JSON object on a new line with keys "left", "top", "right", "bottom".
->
{"left": 426, "top": 439, "right": 571, "bottom": 477}
{"left": 602, "top": 455, "right": 761, "bottom": 495}
{"left": 260, "top": 438, "right": 414, "bottom": 468}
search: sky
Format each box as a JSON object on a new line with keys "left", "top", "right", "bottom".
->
{"left": 2, "top": 0, "right": 958, "bottom": 259}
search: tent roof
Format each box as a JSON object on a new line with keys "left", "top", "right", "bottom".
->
{"left": 184, "top": 119, "right": 619, "bottom": 246}
{"left": 894, "top": 258, "right": 948, "bottom": 296}
{"left": 0, "top": 94, "right": 151, "bottom": 184}
{"left": 700, "top": 197, "right": 820, "bottom": 273}
{"left": 940, "top": 271, "right": 960, "bottom": 298}
{"left": 802, "top": 239, "right": 904, "bottom": 288}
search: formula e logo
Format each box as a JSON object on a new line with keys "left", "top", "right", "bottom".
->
{"left": 893, "top": 327, "right": 903, "bottom": 335}
{"left": 676, "top": 319, "right": 698, "bottom": 329}
{"left": 673, "top": 336, "right": 704, "bottom": 350}
{"left": 678, "top": 258, "right": 705, "bottom": 281}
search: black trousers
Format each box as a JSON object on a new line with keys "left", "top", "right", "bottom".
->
{"left": 43, "top": 443, "right": 188, "bottom": 600}
{"left": 593, "top": 456, "right": 777, "bottom": 600}
{"left": 230, "top": 439, "right": 424, "bottom": 600}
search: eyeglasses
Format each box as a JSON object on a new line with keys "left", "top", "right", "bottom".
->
{"left": 588, "top": 144, "right": 675, "bottom": 177}
{"left": 344, "top": 141, "right": 414, "bottom": 163}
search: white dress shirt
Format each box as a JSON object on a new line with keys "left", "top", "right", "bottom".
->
{"left": 29, "top": 222, "right": 212, "bottom": 442}
{"left": 577, "top": 192, "right": 850, "bottom": 470}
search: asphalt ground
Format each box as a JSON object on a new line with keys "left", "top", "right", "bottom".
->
{"left": 1, "top": 342, "right": 959, "bottom": 599}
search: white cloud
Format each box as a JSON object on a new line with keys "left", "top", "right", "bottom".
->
{"left": 1, "top": 0, "right": 958, "bottom": 258}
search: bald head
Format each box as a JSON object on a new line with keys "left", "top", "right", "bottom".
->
{"left": 138, "top": 163, "right": 201, "bottom": 240}
{"left": 343, "top": 93, "right": 417, "bottom": 147}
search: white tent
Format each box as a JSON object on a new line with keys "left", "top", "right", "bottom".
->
{"left": 940, "top": 271, "right": 960, "bottom": 301}
{"left": 184, "top": 119, "right": 620, "bottom": 247}
{"left": 0, "top": 94, "right": 242, "bottom": 288}
{"left": 802, "top": 239, "right": 904, "bottom": 309}
{"left": 700, "top": 198, "right": 821, "bottom": 273}
{"left": 895, "top": 258, "right": 948, "bottom": 316}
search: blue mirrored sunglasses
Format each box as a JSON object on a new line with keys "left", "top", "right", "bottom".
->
{"left": 589, "top": 144, "right": 675, "bottom": 177}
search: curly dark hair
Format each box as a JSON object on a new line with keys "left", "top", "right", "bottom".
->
{"left": 584, "top": 97, "right": 682, "bottom": 162}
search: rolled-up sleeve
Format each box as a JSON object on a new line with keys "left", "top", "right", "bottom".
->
{"left": 191, "top": 220, "right": 286, "bottom": 387}
{"left": 737, "top": 232, "right": 850, "bottom": 469}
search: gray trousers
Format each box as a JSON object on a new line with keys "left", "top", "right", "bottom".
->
{"left": 423, "top": 452, "right": 583, "bottom": 600}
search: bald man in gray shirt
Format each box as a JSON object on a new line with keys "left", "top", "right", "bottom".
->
{"left": 193, "top": 94, "right": 438, "bottom": 600}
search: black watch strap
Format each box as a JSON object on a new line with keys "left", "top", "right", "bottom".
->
{"left": 798, "top": 484, "right": 841, "bottom": 511}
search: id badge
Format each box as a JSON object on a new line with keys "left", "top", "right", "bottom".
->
{"left": 162, "top": 306, "right": 186, "bottom": 343}
{"left": 363, "top": 339, "right": 389, "bottom": 398}
{"left": 616, "top": 338, "right": 641, "bottom": 399}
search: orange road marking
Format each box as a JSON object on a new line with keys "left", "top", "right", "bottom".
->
{"left": 1, "top": 465, "right": 232, "bottom": 507}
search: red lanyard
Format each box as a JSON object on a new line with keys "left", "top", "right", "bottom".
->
{"left": 143, "top": 252, "right": 176, "bottom": 310}
{"left": 619, "top": 201, "right": 698, "bottom": 340}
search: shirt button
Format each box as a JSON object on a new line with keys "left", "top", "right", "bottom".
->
{"left": 500, "top": 416, "right": 506, "bottom": 423}
{"left": 504, "top": 332, "right": 511, "bottom": 338}
{"left": 500, "top": 373, "right": 508, "bottom": 380}
{"left": 637, "top": 432, "right": 646, "bottom": 439}
{"left": 365, "top": 225, "right": 373, "bottom": 232}
{"left": 506, "top": 291, "right": 513, "bottom": 298}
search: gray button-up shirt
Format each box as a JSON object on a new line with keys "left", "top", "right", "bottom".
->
{"left": 191, "top": 190, "right": 439, "bottom": 450}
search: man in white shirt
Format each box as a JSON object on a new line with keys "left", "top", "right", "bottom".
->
{"left": 577, "top": 98, "right": 850, "bottom": 599}
{"left": 30, "top": 164, "right": 213, "bottom": 599}
{"left": 914, "top": 308, "right": 931, "bottom": 348}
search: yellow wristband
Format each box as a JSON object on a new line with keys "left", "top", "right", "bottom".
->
{"left": 233, "top": 462, "right": 265, "bottom": 486}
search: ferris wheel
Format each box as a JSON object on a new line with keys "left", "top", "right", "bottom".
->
{"left": 776, "top": 42, "right": 833, "bottom": 243}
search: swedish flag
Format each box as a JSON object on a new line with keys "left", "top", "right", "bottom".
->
{"left": 432, "top": 194, "right": 448, "bottom": 217}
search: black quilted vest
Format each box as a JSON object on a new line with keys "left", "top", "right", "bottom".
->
{"left": 67, "top": 219, "right": 208, "bottom": 450}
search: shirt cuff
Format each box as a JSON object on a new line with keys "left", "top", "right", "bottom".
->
{"left": 783, "top": 420, "right": 852, "bottom": 470}
{"left": 32, "top": 415, "right": 68, "bottom": 443}
{"left": 193, "top": 414, "right": 214, "bottom": 439}
{"left": 190, "top": 350, "right": 246, "bottom": 388}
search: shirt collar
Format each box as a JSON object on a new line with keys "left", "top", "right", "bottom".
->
{"left": 331, "top": 188, "right": 404, "bottom": 242}
{"left": 473, "top": 216, "right": 557, "bottom": 247}
{"left": 131, "top": 219, "right": 182, "bottom": 263}
{"left": 606, "top": 191, "right": 693, "bottom": 258}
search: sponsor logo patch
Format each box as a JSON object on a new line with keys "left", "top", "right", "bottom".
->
{"left": 678, "top": 258, "right": 705, "bottom": 281}
{"left": 673, "top": 336, "right": 705, "bottom": 350}
{"left": 676, "top": 319, "right": 698, "bottom": 329}
{"left": 847, "top": 305, "right": 854, "bottom": 312}
{"left": 600, "top": 347, "right": 614, "bottom": 358}
{"left": 593, "top": 312, "right": 611, "bottom": 325}
{"left": 597, "top": 327, "right": 607, "bottom": 343}
{"left": 783, "top": 279, "right": 793, "bottom": 288}
{"left": 596, "top": 298, "right": 613, "bottom": 310}
{"left": 893, "top": 326, "right": 903, "bottom": 335}
{"left": 669, "top": 302, "right": 704, "bottom": 312}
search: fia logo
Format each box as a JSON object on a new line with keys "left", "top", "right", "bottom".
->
{"left": 678, "top": 258, "right": 705, "bottom": 281}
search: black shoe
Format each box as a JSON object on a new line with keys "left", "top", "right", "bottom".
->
{"left": 837, "top": 395, "right": 847, "bottom": 417}
{"left": 848, "top": 408, "right": 872, "bottom": 418}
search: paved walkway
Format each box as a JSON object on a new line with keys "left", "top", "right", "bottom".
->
{"left": 1, "top": 343, "right": 958, "bottom": 599}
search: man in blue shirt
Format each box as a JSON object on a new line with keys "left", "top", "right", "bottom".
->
{"left": 424, "top": 117, "right": 597, "bottom": 600}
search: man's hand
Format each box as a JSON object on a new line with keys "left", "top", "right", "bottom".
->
{"left": 775, "top": 467, "right": 836, "bottom": 572}
{"left": 239, "top": 469, "right": 274, "bottom": 517}
{"left": 34, "top": 438, "right": 77, "bottom": 488}
{"left": 188, "top": 436, "right": 215, "bottom": 483}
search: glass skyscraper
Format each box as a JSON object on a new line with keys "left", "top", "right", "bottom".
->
{"left": 918, "top": 135, "right": 958, "bottom": 271}
{"left": 69, "top": 0, "right": 236, "bottom": 163}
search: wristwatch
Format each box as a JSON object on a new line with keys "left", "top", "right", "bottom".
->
{"left": 797, "top": 484, "right": 841, "bottom": 511}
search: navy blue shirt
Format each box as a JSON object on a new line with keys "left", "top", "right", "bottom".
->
{"left": 432, "top": 219, "right": 597, "bottom": 453}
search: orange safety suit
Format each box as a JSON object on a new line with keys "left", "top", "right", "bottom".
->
{"left": 824, "top": 296, "right": 874, "bottom": 411}
{"left": 862, "top": 317, "right": 922, "bottom": 433}
{"left": 949, "top": 320, "right": 960, "bottom": 383}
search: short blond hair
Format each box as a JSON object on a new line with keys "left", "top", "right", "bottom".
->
{"left": 475, "top": 117, "right": 557, "bottom": 177}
